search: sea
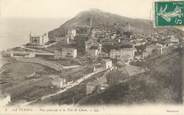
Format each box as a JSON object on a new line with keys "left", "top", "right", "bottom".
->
{"left": 0, "top": 17, "right": 66, "bottom": 68}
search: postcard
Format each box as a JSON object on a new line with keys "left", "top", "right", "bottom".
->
{"left": 0, "top": 0, "right": 184, "bottom": 115}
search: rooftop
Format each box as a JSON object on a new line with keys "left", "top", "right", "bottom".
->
{"left": 89, "top": 46, "right": 99, "bottom": 49}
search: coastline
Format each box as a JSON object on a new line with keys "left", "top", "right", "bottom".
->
{"left": 0, "top": 52, "right": 9, "bottom": 69}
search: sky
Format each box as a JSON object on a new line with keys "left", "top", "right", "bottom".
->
{"left": 0, "top": 0, "right": 155, "bottom": 19}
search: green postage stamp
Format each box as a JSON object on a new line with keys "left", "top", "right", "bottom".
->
{"left": 154, "top": 0, "right": 184, "bottom": 27}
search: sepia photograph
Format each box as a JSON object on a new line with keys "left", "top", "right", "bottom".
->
{"left": 0, "top": 0, "right": 184, "bottom": 114}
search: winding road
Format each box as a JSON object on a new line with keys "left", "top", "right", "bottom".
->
{"left": 20, "top": 68, "right": 106, "bottom": 106}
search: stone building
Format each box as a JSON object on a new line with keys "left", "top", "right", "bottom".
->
{"left": 62, "top": 47, "right": 77, "bottom": 58}
{"left": 54, "top": 45, "right": 77, "bottom": 59}
{"left": 143, "top": 44, "right": 163, "bottom": 58}
{"left": 85, "top": 39, "right": 102, "bottom": 57}
{"left": 87, "top": 46, "right": 100, "bottom": 57}
{"left": 50, "top": 75, "right": 66, "bottom": 88}
{"left": 85, "top": 39, "right": 102, "bottom": 51}
{"left": 91, "top": 28, "right": 105, "bottom": 39}
{"left": 109, "top": 47, "right": 136, "bottom": 62}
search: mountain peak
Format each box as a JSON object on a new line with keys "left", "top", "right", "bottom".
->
{"left": 48, "top": 9, "right": 154, "bottom": 40}
{"left": 87, "top": 8, "right": 102, "bottom": 12}
{"left": 77, "top": 8, "right": 103, "bottom": 15}
{"left": 75, "top": 8, "right": 108, "bottom": 20}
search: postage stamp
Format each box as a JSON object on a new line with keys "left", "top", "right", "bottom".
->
{"left": 154, "top": 0, "right": 184, "bottom": 27}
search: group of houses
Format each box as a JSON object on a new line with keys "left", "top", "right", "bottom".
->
{"left": 49, "top": 26, "right": 137, "bottom": 64}
{"left": 26, "top": 28, "right": 124, "bottom": 59}
{"left": 134, "top": 35, "right": 180, "bottom": 59}
{"left": 7, "top": 25, "right": 180, "bottom": 67}
{"left": 85, "top": 39, "right": 102, "bottom": 57}
{"left": 10, "top": 26, "right": 181, "bottom": 97}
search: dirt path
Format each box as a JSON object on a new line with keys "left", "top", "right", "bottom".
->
{"left": 21, "top": 68, "right": 106, "bottom": 106}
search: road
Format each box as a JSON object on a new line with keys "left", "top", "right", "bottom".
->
{"left": 15, "top": 57, "right": 81, "bottom": 71}
{"left": 62, "top": 65, "right": 80, "bottom": 69}
{"left": 20, "top": 45, "right": 53, "bottom": 53}
{"left": 20, "top": 68, "right": 105, "bottom": 106}
{"left": 41, "top": 68, "right": 105, "bottom": 100}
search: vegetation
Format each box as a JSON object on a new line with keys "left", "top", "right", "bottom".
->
{"left": 0, "top": 61, "right": 58, "bottom": 102}
{"left": 48, "top": 9, "right": 184, "bottom": 40}
{"left": 78, "top": 52, "right": 182, "bottom": 105}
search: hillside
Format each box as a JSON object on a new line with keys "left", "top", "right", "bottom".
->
{"left": 48, "top": 9, "right": 184, "bottom": 41}
{"left": 78, "top": 52, "right": 182, "bottom": 105}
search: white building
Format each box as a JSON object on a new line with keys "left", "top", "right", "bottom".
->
{"left": 68, "top": 29, "right": 77, "bottom": 40}
{"left": 109, "top": 49, "right": 121, "bottom": 59}
{"left": 110, "top": 47, "right": 136, "bottom": 61}
{"left": 9, "top": 51, "right": 36, "bottom": 58}
{"left": 29, "top": 33, "right": 49, "bottom": 46}
{"left": 102, "top": 59, "right": 113, "bottom": 69}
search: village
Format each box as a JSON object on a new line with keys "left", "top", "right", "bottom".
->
{"left": 0, "top": 21, "right": 182, "bottom": 105}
